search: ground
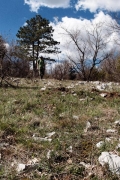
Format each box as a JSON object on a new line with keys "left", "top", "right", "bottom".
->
{"left": 0, "top": 78, "right": 120, "bottom": 180}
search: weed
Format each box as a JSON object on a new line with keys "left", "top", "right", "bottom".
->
{"left": 0, "top": 79, "right": 120, "bottom": 179}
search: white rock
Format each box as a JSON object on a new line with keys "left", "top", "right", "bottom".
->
{"left": 32, "top": 135, "right": 52, "bottom": 142}
{"left": 46, "top": 132, "right": 55, "bottom": 138}
{"left": 47, "top": 81, "right": 54, "bottom": 86}
{"left": 72, "top": 115, "right": 79, "bottom": 120}
{"left": 41, "top": 87, "right": 46, "bottom": 91}
{"left": 116, "top": 144, "right": 120, "bottom": 149}
{"left": 105, "top": 137, "right": 112, "bottom": 142}
{"left": 106, "top": 129, "right": 117, "bottom": 133}
{"left": 40, "top": 137, "right": 52, "bottom": 142}
{"left": 27, "top": 158, "right": 39, "bottom": 165}
{"left": 17, "top": 163, "right": 26, "bottom": 172}
{"left": 59, "top": 112, "right": 66, "bottom": 118}
{"left": 78, "top": 81, "right": 85, "bottom": 85}
{"left": 96, "top": 83, "right": 107, "bottom": 91}
{"left": 46, "top": 150, "right": 52, "bottom": 159}
{"left": 99, "top": 152, "right": 120, "bottom": 174}
{"left": 96, "top": 141, "right": 104, "bottom": 148}
{"left": 92, "top": 81, "right": 100, "bottom": 85}
{"left": 96, "top": 138, "right": 112, "bottom": 148}
{"left": 114, "top": 120, "right": 120, "bottom": 126}
{"left": 100, "top": 93, "right": 107, "bottom": 97}
{"left": 79, "top": 98, "right": 86, "bottom": 101}
{"left": 67, "top": 84, "right": 74, "bottom": 89}
{"left": 66, "top": 146, "right": 73, "bottom": 153}
{"left": 73, "top": 93, "right": 77, "bottom": 96}
{"left": 84, "top": 121, "right": 91, "bottom": 132}
{"left": 80, "top": 162, "right": 94, "bottom": 169}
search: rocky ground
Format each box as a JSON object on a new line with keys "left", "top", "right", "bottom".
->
{"left": 0, "top": 78, "right": 120, "bottom": 179}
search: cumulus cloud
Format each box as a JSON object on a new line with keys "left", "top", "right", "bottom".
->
{"left": 24, "top": 0, "right": 70, "bottom": 12}
{"left": 4, "top": 43, "right": 10, "bottom": 50}
{"left": 75, "top": 0, "right": 120, "bottom": 12}
{"left": 50, "top": 11, "right": 120, "bottom": 61}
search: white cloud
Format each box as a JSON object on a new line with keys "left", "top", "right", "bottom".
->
{"left": 4, "top": 43, "right": 10, "bottom": 50}
{"left": 51, "top": 11, "right": 120, "bottom": 61}
{"left": 75, "top": 0, "right": 120, "bottom": 12}
{"left": 24, "top": 0, "right": 70, "bottom": 12}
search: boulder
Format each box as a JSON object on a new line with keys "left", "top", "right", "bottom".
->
{"left": 99, "top": 152, "right": 120, "bottom": 174}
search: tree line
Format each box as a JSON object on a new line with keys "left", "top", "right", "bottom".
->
{"left": 0, "top": 14, "right": 120, "bottom": 82}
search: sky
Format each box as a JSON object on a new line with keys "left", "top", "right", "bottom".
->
{"left": 1, "top": 0, "right": 120, "bottom": 63}
{"left": 0, "top": 0, "right": 94, "bottom": 40}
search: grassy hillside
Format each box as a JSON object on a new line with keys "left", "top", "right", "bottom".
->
{"left": 0, "top": 78, "right": 120, "bottom": 180}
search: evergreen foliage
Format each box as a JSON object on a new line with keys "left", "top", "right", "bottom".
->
{"left": 16, "top": 15, "right": 60, "bottom": 75}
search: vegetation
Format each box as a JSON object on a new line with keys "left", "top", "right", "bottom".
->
{"left": 0, "top": 13, "right": 120, "bottom": 179}
{"left": 16, "top": 15, "right": 60, "bottom": 76}
{"left": 61, "top": 22, "right": 111, "bottom": 81}
{"left": 0, "top": 79, "right": 120, "bottom": 179}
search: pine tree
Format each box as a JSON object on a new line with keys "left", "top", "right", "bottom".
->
{"left": 16, "top": 15, "right": 60, "bottom": 76}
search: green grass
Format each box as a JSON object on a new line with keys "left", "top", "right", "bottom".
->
{"left": 0, "top": 78, "right": 120, "bottom": 179}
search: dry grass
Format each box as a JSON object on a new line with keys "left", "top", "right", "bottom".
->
{"left": 0, "top": 78, "right": 120, "bottom": 179}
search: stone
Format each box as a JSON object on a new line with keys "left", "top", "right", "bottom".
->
{"left": 66, "top": 146, "right": 73, "bottom": 153}
{"left": 41, "top": 87, "right": 46, "bottom": 91}
{"left": 46, "top": 150, "right": 52, "bottom": 159}
{"left": 106, "top": 129, "right": 117, "bottom": 133}
{"left": 27, "top": 158, "right": 39, "bottom": 165}
{"left": 84, "top": 121, "right": 91, "bottom": 132}
{"left": 114, "top": 120, "right": 120, "bottom": 126}
{"left": 17, "top": 163, "right": 26, "bottom": 172}
{"left": 96, "top": 141, "right": 104, "bottom": 148}
{"left": 72, "top": 115, "right": 79, "bottom": 120}
{"left": 96, "top": 83, "right": 107, "bottom": 91}
{"left": 100, "top": 93, "right": 107, "bottom": 97}
{"left": 46, "top": 131, "right": 55, "bottom": 138}
{"left": 99, "top": 152, "right": 120, "bottom": 174}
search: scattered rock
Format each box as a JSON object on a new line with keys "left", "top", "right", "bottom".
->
{"left": 33, "top": 132, "right": 56, "bottom": 142}
{"left": 106, "top": 129, "right": 117, "bottom": 133}
{"left": 17, "top": 163, "right": 26, "bottom": 172}
{"left": 27, "top": 158, "right": 39, "bottom": 165}
{"left": 66, "top": 146, "right": 73, "bottom": 153}
{"left": 96, "top": 83, "right": 107, "bottom": 91}
{"left": 79, "top": 98, "right": 86, "bottom": 101}
{"left": 72, "top": 115, "right": 79, "bottom": 120}
{"left": 100, "top": 93, "right": 107, "bottom": 97}
{"left": 114, "top": 120, "right": 120, "bottom": 126}
{"left": 33, "top": 135, "right": 52, "bottom": 142}
{"left": 84, "top": 121, "right": 91, "bottom": 133}
{"left": 116, "top": 143, "right": 120, "bottom": 150}
{"left": 99, "top": 151, "right": 120, "bottom": 174}
{"left": 41, "top": 87, "right": 46, "bottom": 91}
{"left": 46, "top": 150, "right": 53, "bottom": 159}
{"left": 96, "top": 141, "right": 105, "bottom": 148}
{"left": 105, "top": 137, "right": 112, "bottom": 142}
{"left": 46, "top": 131, "right": 56, "bottom": 138}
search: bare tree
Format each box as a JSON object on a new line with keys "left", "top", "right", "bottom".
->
{"left": 0, "top": 36, "right": 7, "bottom": 84}
{"left": 109, "top": 12, "right": 120, "bottom": 32}
{"left": 101, "top": 52, "right": 120, "bottom": 82}
{"left": 62, "top": 22, "right": 111, "bottom": 81}
{"left": 51, "top": 60, "right": 72, "bottom": 80}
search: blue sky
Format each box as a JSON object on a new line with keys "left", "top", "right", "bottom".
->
{"left": 0, "top": 0, "right": 99, "bottom": 41}
{"left": 1, "top": 0, "right": 120, "bottom": 62}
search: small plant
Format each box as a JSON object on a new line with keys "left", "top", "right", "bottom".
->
{"left": 0, "top": 79, "right": 120, "bottom": 179}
